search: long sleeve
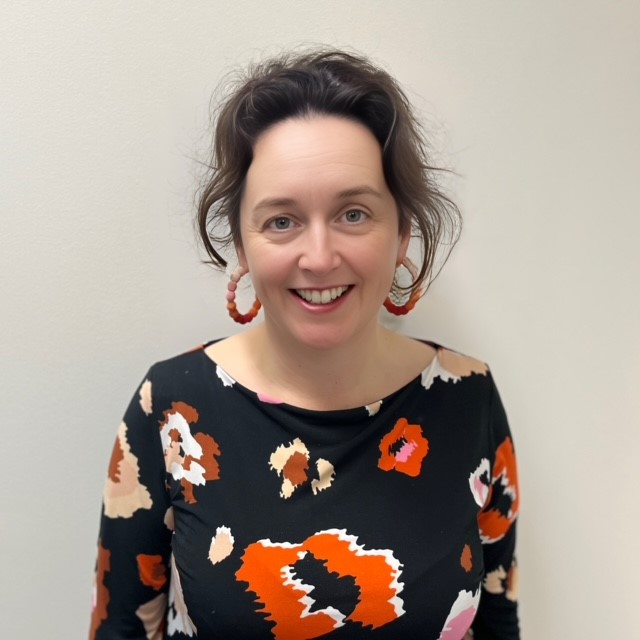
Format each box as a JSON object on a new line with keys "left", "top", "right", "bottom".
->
{"left": 471, "top": 376, "right": 520, "bottom": 639}
{"left": 90, "top": 368, "right": 173, "bottom": 639}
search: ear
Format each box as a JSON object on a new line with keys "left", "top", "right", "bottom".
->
{"left": 235, "top": 242, "right": 249, "bottom": 271}
{"left": 396, "top": 229, "right": 410, "bottom": 266}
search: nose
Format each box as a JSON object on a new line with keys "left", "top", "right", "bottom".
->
{"left": 297, "top": 223, "right": 341, "bottom": 275}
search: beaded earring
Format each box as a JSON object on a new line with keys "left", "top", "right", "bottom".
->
{"left": 383, "top": 258, "right": 423, "bottom": 316}
{"left": 226, "top": 267, "right": 261, "bottom": 324}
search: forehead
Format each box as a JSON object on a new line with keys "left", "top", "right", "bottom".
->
{"left": 244, "top": 116, "right": 386, "bottom": 196}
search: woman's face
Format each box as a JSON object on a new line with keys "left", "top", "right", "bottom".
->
{"left": 237, "top": 115, "right": 409, "bottom": 351}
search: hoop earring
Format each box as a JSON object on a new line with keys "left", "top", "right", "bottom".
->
{"left": 226, "top": 267, "right": 261, "bottom": 324}
{"left": 383, "top": 258, "right": 423, "bottom": 316}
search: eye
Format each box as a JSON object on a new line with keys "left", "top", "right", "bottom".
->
{"left": 342, "top": 209, "right": 367, "bottom": 224}
{"left": 266, "top": 216, "right": 294, "bottom": 231}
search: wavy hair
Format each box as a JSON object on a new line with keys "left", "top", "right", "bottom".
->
{"left": 196, "top": 48, "right": 461, "bottom": 296}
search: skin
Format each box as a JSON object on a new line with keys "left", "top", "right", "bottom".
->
{"left": 239, "top": 116, "right": 408, "bottom": 351}
{"left": 207, "top": 115, "right": 436, "bottom": 410}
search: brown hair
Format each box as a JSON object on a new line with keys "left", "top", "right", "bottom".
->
{"left": 196, "top": 48, "right": 461, "bottom": 295}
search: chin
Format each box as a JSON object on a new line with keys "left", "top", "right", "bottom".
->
{"left": 287, "top": 326, "right": 359, "bottom": 352}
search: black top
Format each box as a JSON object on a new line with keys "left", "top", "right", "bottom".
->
{"left": 91, "top": 341, "right": 520, "bottom": 639}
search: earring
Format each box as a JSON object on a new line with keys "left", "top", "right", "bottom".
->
{"left": 226, "top": 267, "right": 261, "bottom": 324}
{"left": 383, "top": 258, "right": 423, "bottom": 316}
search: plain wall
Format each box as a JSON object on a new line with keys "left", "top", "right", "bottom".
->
{"left": 2, "top": 1, "right": 639, "bottom": 637}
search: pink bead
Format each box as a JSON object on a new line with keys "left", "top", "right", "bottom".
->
{"left": 225, "top": 291, "right": 236, "bottom": 302}
{"left": 227, "top": 281, "right": 237, "bottom": 292}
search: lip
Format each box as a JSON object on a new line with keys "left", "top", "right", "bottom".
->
{"left": 289, "top": 285, "right": 353, "bottom": 313}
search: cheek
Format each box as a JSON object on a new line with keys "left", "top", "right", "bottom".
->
{"left": 365, "top": 236, "right": 404, "bottom": 272}
{"left": 352, "top": 247, "right": 399, "bottom": 297}
{"left": 246, "top": 252, "right": 293, "bottom": 297}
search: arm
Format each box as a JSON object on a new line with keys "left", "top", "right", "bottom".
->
{"left": 471, "top": 377, "right": 520, "bottom": 639}
{"left": 90, "top": 368, "right": 173, "bottom": 639}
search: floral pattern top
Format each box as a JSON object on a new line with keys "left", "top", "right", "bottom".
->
{"left": 90, "top": 341, "right": 520, "bottom": 639}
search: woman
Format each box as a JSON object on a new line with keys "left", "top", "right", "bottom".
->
{"left": 91, "top": 50, "right": 520, "bottom": 639}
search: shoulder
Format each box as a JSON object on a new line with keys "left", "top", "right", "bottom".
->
{"left": 433, "top": 344, "right": 489, "bottom": 377}
{"left": 418, "top": 342, "right": 490, "bottom": 388}
{"left": 141, "top": 341, "right": 221, "bottom": 400}
{"left": 150, "top": 342, "right": 210, "bottom": 374}
{"left": 425, "top": 344, "right": 514, "bottom": 444}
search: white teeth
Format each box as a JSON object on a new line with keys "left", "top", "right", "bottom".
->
{"left": 295, "top": 286, "right": 348, "bottom": 305}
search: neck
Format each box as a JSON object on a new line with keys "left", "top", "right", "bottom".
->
{"left": 249, "top": 321, "right": 392, "bottom": 410}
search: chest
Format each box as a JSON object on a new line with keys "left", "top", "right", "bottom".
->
{"left": 164, "top": 386, "right": 491, "bottom": 639}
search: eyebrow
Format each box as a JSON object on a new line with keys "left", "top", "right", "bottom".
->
{"left": 253, "top": 185, "right": 383, "bottom": 211}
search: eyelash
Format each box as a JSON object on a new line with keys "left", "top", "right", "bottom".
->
{"left": 264, "top": 208, "right": 369, "bottom": 232}
{"left": 342, "top": 209, "right": 367, "bottom": 223}
{"left": 266, "top": 216, "right": 295, "bottom": 231}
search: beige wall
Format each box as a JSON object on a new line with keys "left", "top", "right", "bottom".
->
{"left": 2, "top": 1, "right": 639, "bottom": 637}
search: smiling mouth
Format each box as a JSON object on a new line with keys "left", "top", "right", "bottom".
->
{"left": 294, "top": 286, "right": 350, "bottom": 305}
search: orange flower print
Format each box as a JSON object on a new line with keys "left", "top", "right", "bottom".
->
{"left": 365, "top": 400, "right": 382, "bottom": 416}
{"left": 104, "top": 422, "right": 152, "bottom": 518}
{"left": 135, "top": 593, "right": 167, "bottom": 639}
{"left": 460, "top": 544, "right": 473, "bottom": 573}
{"left": 468, "top": 458, "right": 491, "bottom": 507}
{"left": 208, "top": 526, "right": 235, "bottom": 565}
{"left": 437, "top": 588, "right": 480, "bottom": 640}
{"left": 216, "top": 364, "right": 236, "bottom": 387}
{"left": 136, "top": 554, "right": 167, "bottom": 591}
{"left": 236, "top": 529, "right": 404, "bottom": 640}
{"left": 89, "top": 540, "right": 110, "bottom": 639}
{"left": 478, "top": 437, "right": 519, "bottom": 543}
{"left": 484, "top": 559, "right": 518, "bottom": 602}
{"left": 421, "top": 348, "right": 488, "bottom": 390}
{"left": 378, "top": 418, "right": 429, "bottom": 477}
{"left": 269, "top": 438, "right": 335, "bottom": 499}
{"left": 138, "top": 378, "right": 153, "bottom": 415}
{"left": 159, "top": 402, "right": 221, "bottom": 505}
{"left": 167, "top": 553, "right": 197, "bottom": 636}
